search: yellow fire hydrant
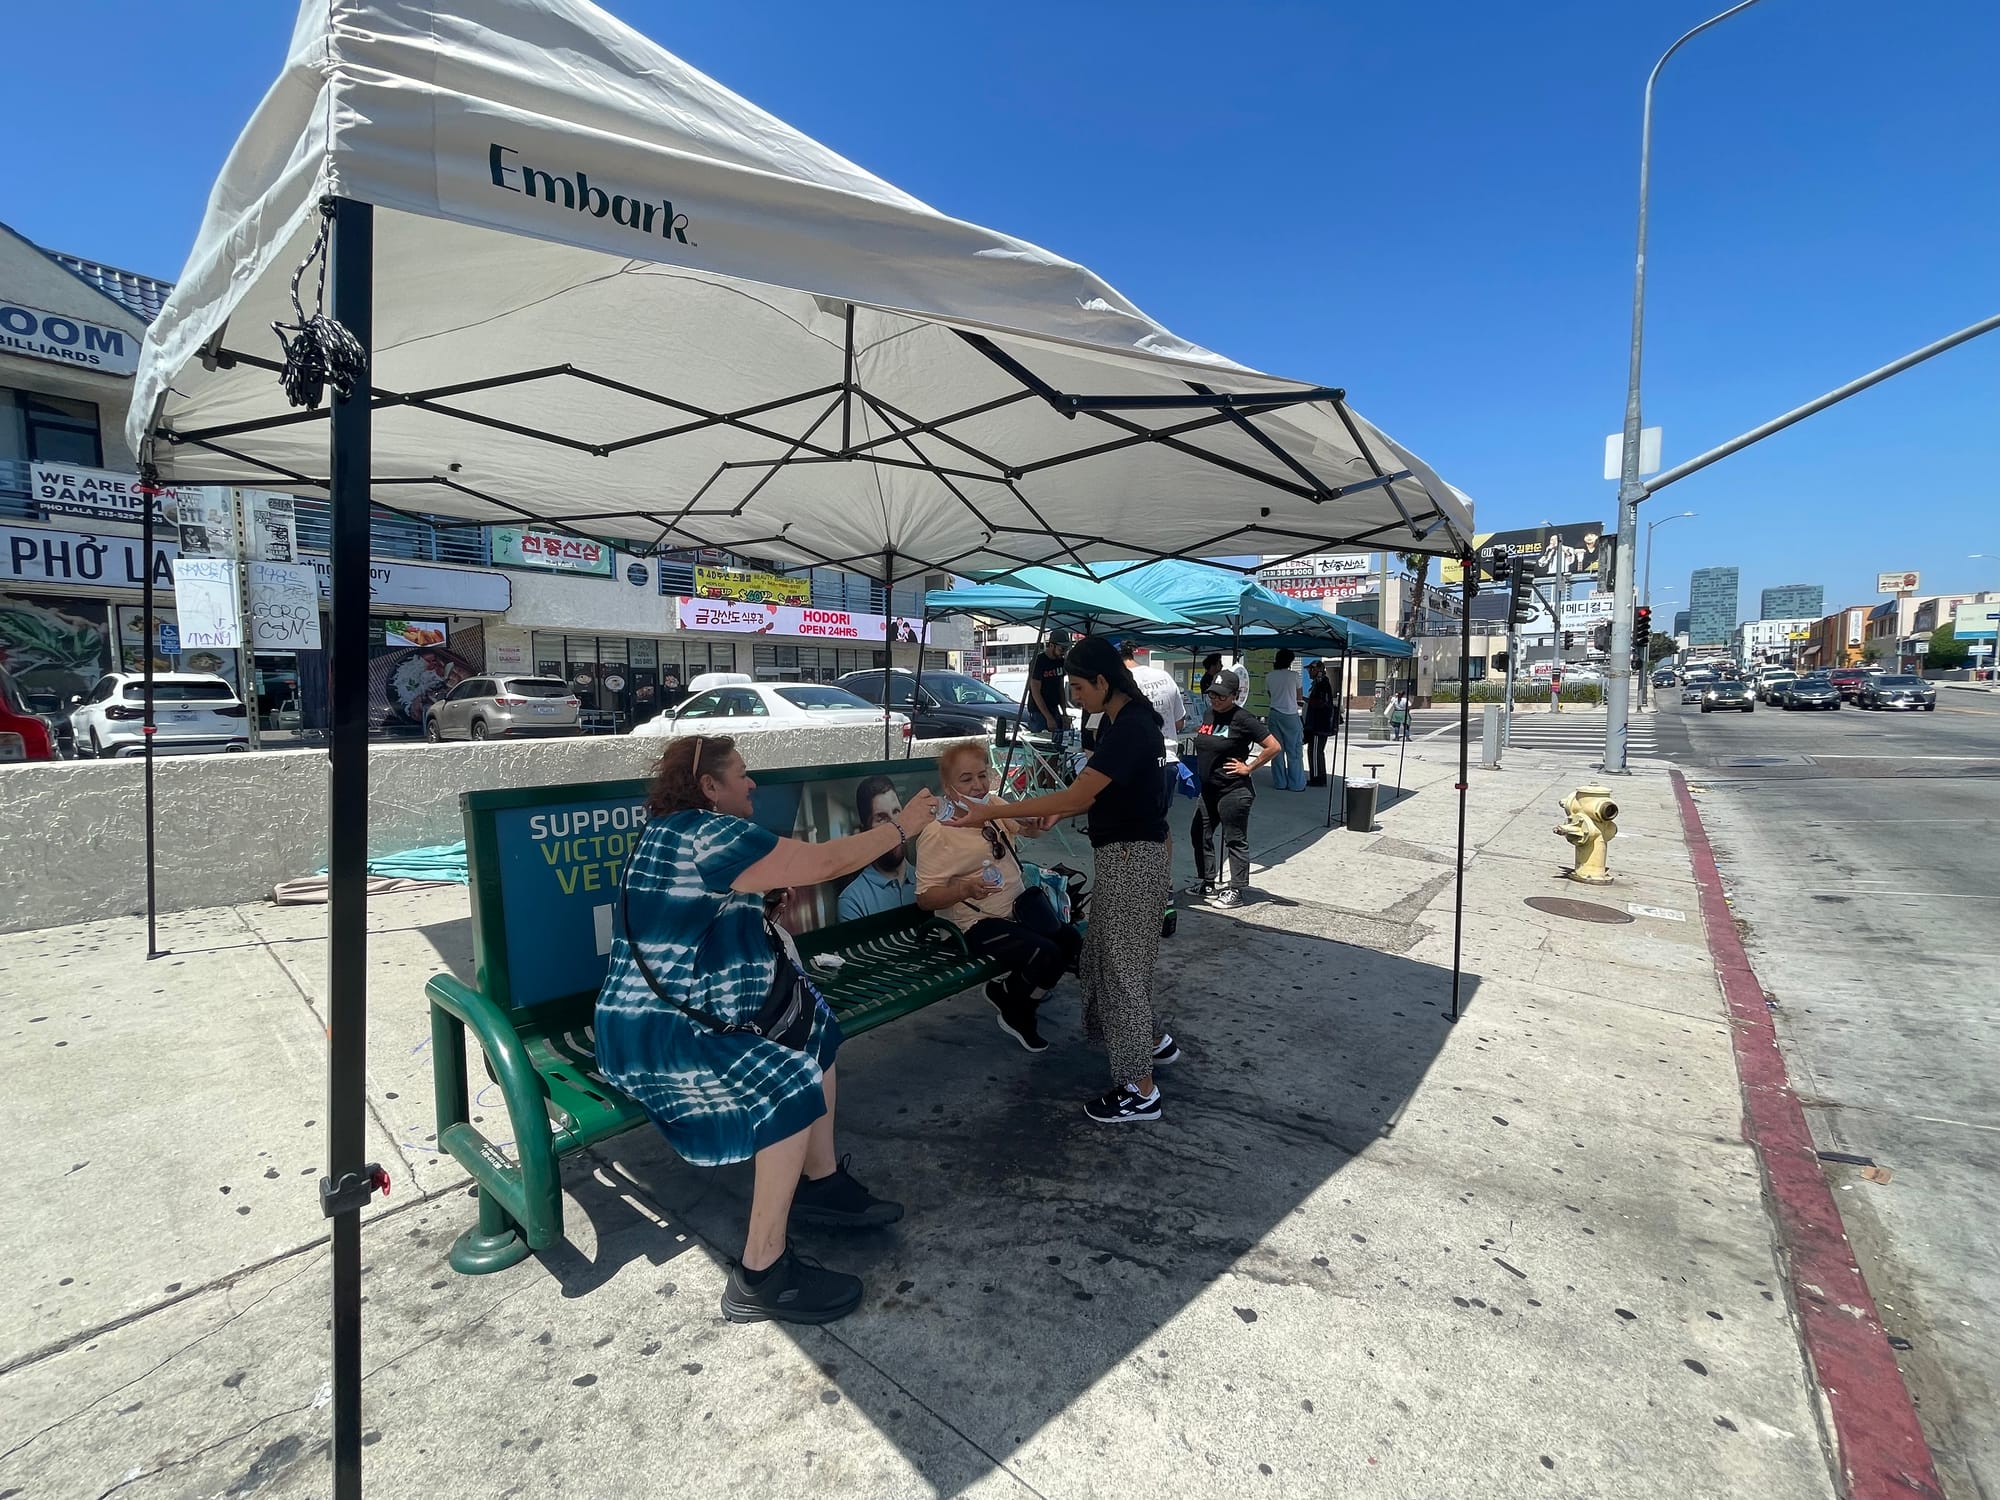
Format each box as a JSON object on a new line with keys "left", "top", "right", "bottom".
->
{"left": 1555, "top": 785, "right": 1619, "bottom": 883}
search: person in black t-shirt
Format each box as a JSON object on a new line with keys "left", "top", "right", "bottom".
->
{"left": 1187, "top": 669, "right": 1281, "bottom": 909}
{"left": 946, "top": 635, "right": 1177, "bottom": 1125}
{"left": 1024, "top": 630, "right": 1072, "bottom": 749}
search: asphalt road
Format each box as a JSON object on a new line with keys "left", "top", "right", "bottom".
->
{"left": 1655, "top": 689, "right": 2000, "bottom": 1500}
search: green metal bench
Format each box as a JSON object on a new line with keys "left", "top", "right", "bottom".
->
{"left": 425, "top": 760, "right": 1020, "bottom": 1274}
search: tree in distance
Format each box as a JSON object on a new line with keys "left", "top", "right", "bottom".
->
{"left": 1926, "top": 623, "right": 1970, "bottom": 670}
{"left": 1861, "top": 638, "right": 1893, "bottom": 664}
{"left": 1647, "top": 636, "right": 1677, "bottom": 663}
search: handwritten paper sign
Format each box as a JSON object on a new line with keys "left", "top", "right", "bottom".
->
{"left": 170, "top": 559, "right": 241, "bottom": 649}
{"left": 247, "top": 561, "right": 322, "bottom": 650}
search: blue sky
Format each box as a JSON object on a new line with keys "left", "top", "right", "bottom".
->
{"left": 3, "top": 0, "right": 1993, "bottom": 622}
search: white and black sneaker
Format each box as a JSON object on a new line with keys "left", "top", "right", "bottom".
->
{"left": 1152, "top": 1032, "right": 1181, "bottom": 1065}
{"left": 987, "top": 981, "right": 1048, "bottom": 1053}
{"left": 1085, "top": 1084, "right": 1162, "bottom": 1124}
{"left": 1210, "top": 887, "right": 1244, "bottom": 910}
{"left": 1184, "top": 882, "right": 1216, "bottom": 904}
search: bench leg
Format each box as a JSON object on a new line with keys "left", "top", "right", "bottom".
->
{"left": 450, "top": 1184, "right": 534, "bottom": 1275}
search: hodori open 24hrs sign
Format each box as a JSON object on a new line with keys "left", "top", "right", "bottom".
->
{"left": 674, "top": 596, "right": 927, "bottom": 642}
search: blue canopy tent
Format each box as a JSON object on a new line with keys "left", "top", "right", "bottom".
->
{"left": 920, "top": 575, "right": 1192, "bottom": 770}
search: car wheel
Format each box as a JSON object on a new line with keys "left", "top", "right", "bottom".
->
{"left": 470, "top": 719, "right": 488, "bottom": 741}
{"left": 425, "top": 715, "right": 443, "bottom": 743}
{"left": 1925, "top": 702, "right": 1936, "bottom": 712}
{"left": 87, "top": 728, "right": 104, "bottom": 758}
{"left": 1701, "top": 704, "right": 1711, "bottom": 713}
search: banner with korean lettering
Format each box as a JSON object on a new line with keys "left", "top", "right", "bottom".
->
{"left": 693, "top": 564, "right": 811, "bottom": 605}
{"left": 674, "top": 597, "right": 927, "bottom": 643}
{"left": 489, "top": 525, "right": 615, "bottom": 576}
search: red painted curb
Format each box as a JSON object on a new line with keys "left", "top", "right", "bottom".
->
{"left": 1670, "top": 770, "right": 1942, "bottom": 1500}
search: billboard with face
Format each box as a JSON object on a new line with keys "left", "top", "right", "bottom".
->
{"left": 1439, "top": 522, "right": 1608, "bottom": 585}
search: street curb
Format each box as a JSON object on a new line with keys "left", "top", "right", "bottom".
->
{"left": 1670, "top": 770, "right": 1943, "bottom": 1500}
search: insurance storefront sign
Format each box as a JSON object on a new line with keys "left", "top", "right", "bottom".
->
{"left": 674, "top": 596, "right": 925, "bottom": 642}
{"left": 0, "top": 298, "right": 140, "bottom": 376}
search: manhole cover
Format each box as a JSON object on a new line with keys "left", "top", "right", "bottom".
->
{"left": 1525, "top": 896, "right": 1634, "bottom": 924}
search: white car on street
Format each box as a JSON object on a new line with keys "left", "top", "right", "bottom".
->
{"left": 69, "top": 672, "right": 250, "bottom": 757}
{"left": 632, "top": 679, "right": 910, "bottom": 741}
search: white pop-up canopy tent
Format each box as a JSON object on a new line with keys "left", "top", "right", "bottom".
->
{"left": 129, "top": 3, "right": 1478, "bottom": 1492}
{"left": 131, "top": 0, "right": 1470, "bottom": 573}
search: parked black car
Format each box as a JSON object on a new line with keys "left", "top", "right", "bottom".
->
{"left": 836, "top": 667, "right": 1026, "bottom": 743}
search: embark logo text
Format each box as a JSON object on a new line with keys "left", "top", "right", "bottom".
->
{"left": 488, "top": 144, "right": 693, "bottom": 245}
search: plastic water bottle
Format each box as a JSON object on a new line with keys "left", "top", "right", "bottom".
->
{"left": 980, "top": 859, "right": 1004, "bottom": 890}
{"left": 938, "top": 799, "right": 965, "bottom": 823}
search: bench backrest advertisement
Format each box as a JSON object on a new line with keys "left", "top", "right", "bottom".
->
{"left": 463, "top": 758, "right": 942, "bottom": 1013}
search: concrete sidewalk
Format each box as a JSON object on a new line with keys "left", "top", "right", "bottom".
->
{"left": 2, "top": 741, "right": 1849, "bottom": 1498}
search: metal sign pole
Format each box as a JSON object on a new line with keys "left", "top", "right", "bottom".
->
{"left": 140, "top": 475, "right": 166, "bottom": 960}
{"left": 230, "top": 488, "right": 262, "bottom": 751}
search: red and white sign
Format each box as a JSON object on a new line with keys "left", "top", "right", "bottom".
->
{"left": 675, "top": 597, "right": 928, "bottom": 643}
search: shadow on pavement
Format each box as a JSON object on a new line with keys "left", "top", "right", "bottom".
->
{"left": 576, "top": 913, "right": 1473, "bottom": 1485}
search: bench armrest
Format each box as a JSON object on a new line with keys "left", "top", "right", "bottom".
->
{"left": 426, "top": 974, "right": 564, "bottom": 1252}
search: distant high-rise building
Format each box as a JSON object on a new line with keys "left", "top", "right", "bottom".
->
{"left": 1689, "top": 567, "right": 1740, "bottom": 647}
{"left": 1760, "top": 583, "right": 1824, "bottom": 619}
{"left": 1673, "top": 609, "right": 1690, "bottom": 639}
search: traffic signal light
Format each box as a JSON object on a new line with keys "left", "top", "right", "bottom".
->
{"left": 1631, "top": 606, "right": 1652, "bottom": 670}
{"left": 1509, "top": 569, "right": 1536, "bottom": 626}
{"left": 1563, "top": 630, "right": 1574, "bottom": 650}
{"left": 1484, "top": 542, "right": 1512, "bottom": 582}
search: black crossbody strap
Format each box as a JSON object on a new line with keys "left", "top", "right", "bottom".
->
{"left": 619, "top": 838, "right": 768, "bottom": 1036}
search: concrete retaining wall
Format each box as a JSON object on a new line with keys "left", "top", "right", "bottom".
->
{"left": 0, "top": 728, "right": 934, "bottom": 933}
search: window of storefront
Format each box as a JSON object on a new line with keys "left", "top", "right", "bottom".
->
{"left": 0, "top": 388, "right": 103, "bottom": 467}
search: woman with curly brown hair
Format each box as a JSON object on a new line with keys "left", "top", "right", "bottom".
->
{"left": 596, "top": 734, "right": 937, "bottom": 1326}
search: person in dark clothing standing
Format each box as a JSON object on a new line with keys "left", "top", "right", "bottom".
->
{"left": 1197, "top": 653, "right": 1224, "bottom": 696}
{"left": 1186, "top": 669, "right": 1280, "bottom": 908}
{"left": 1025, "top": 630, "right": 1072, "bottom": 750}
{"left": 1304, "top": 660, "right": 1339, "bottom": 787}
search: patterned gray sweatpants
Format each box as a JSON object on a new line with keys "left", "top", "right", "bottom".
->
{"left": 1080, "top": 839, "right": 1172, "bottom": 1088}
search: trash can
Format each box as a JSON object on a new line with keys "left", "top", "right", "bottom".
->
{"left": 1343, "top": 778, "right": 1379, "bottom": 833}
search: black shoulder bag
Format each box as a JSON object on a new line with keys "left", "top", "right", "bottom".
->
{"left": 619, "top": 852, "right": 816, "bottom": 1052}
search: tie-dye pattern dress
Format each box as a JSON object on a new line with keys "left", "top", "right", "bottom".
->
{"left": 595, "top": 808, "right": 843, "bottom": 1166}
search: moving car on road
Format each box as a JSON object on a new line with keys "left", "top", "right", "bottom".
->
{"left": 1680, "top": 680, "right": 1711, "bottom": 705}
{"left": 1778, "top": 676, "right": 1841, "bottom": 711}
{"left": 1857, "top": 675, "right": 1937, "bottom": 711}
{"left": 1757, "top": 671, "right": 1797, "bottom": 703}
{"left": 69, "top": 672, "right": 250, "bottom": 757}
{"left": 835, "top": 667, "right": 1027, "bottom": 743}
{"left": 424, "top": 676, "right": 582, "bottom": 741}
{"left": 1701, "top": 681, "right": 1755, "bottom": 714}
{"left": 633, "top": 680, "right": 910, "bottom": 741}
{"left": 1827, "top": 668, "right": 1869, "bottom": 701}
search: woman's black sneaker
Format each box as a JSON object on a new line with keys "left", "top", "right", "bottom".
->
{"left": 987, "top": 981, "right": 1049, "bottom": 1052}
{"left": 790, "top": 1154, "right": 904, "bottom": 1229}
{"left": 720, "top": 1247, "right": 863, "bottom": 1325}
{"left": 1152, "top": 1032, "right": 1181, "bottom": 1065}
{"left": 1085, "top": 1085, "right": 1162, "bottom": 1124}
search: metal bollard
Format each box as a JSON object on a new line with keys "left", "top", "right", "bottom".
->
{"left": 1554, "top": 784, "right": 1619, "bottom": 882}
{"left": 1481, "top": 704, "right": 1502, "bottom": 768}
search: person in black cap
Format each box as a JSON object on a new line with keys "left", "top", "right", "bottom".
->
{"left": 1187, "top": 668, "right": 1280, "bottom": 909}
{"left": 1025, "top": 629, "right": 1072, "bottom": 749}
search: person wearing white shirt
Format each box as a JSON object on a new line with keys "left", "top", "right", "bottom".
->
{"left": 1122, "top": 642, "right": 1186, "bottom": 737}
{"left": 1263, "top": 649, "right": 1307, "bottom": 790}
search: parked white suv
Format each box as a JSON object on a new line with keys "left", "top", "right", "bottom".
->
{"left": 632, "top": 681, "right": 909, "bottom": 740}
{"left": 70, "top": 672, "right": 250, "bottom": 758}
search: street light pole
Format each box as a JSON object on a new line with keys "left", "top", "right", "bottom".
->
{"left": 1637, "top": 510, "right": 1695, "bottom": 707}
{"left": 1606, "top": 0, "right": 1768, "bottom": 774}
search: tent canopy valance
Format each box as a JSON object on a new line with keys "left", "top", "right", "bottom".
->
{"left": 130, "top": 0, "right": 1472, "bottom": 583}
{"left": 1124, "top": 617, "right": 1415, "bottom": 659}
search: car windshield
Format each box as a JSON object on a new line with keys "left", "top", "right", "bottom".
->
{"left": 775, "top": 686, "right": 874, "bottom": 712}
{"left": 926, "top": 673, "right": 1013, "bottom": 705}
{"left": 502, "top": 679, "right": 573, "bottom": 698}
{"left": 129, "top": 682, "right": 234, "bottom": 703}
{"left": 1711, "top": 683, "right": 1747, "bottom": 695}
{"left": 1875, "top": 677, "right": 1924, "bottom": 688}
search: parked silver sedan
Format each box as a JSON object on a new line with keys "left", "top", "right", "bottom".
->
{"left": 425, "top": 675, "right": 582, "bottom": 740}
{"left": 1857, "top": 675, "right": 1937, "bottom": 711}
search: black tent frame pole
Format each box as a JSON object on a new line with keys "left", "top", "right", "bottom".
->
{"left": 323, "top": 196, "right": 377, "bottom": 1500}
{"left": 141, "top": 476, "right": 164, "bottom": 959}
{"left": 1325, "top": 643, "right": 1348, "bottom": 829}
{"left": 880, "top": 550, "right": 895, "bottom": 759}
{"left": 1449, "top": 554, "right": 1474, "bottom": 1024}
{"left": 906, "top": 605, "right": 930, "bottom": 759}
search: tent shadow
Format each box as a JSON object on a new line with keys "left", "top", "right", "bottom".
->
{"left": 597, "top": 922, "right": 1474, "bottom": 1484}
{"left": 418, "top": 916, "right": 476, "bottom": 986}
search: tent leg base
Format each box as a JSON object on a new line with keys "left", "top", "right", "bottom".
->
{"left": 450, "top": 1196, "right": 532, "bottom": 1275}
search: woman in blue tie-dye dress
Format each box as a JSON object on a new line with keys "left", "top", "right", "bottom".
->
{"left": 597, "top": 733, "right": 936, "bottom": 1326}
